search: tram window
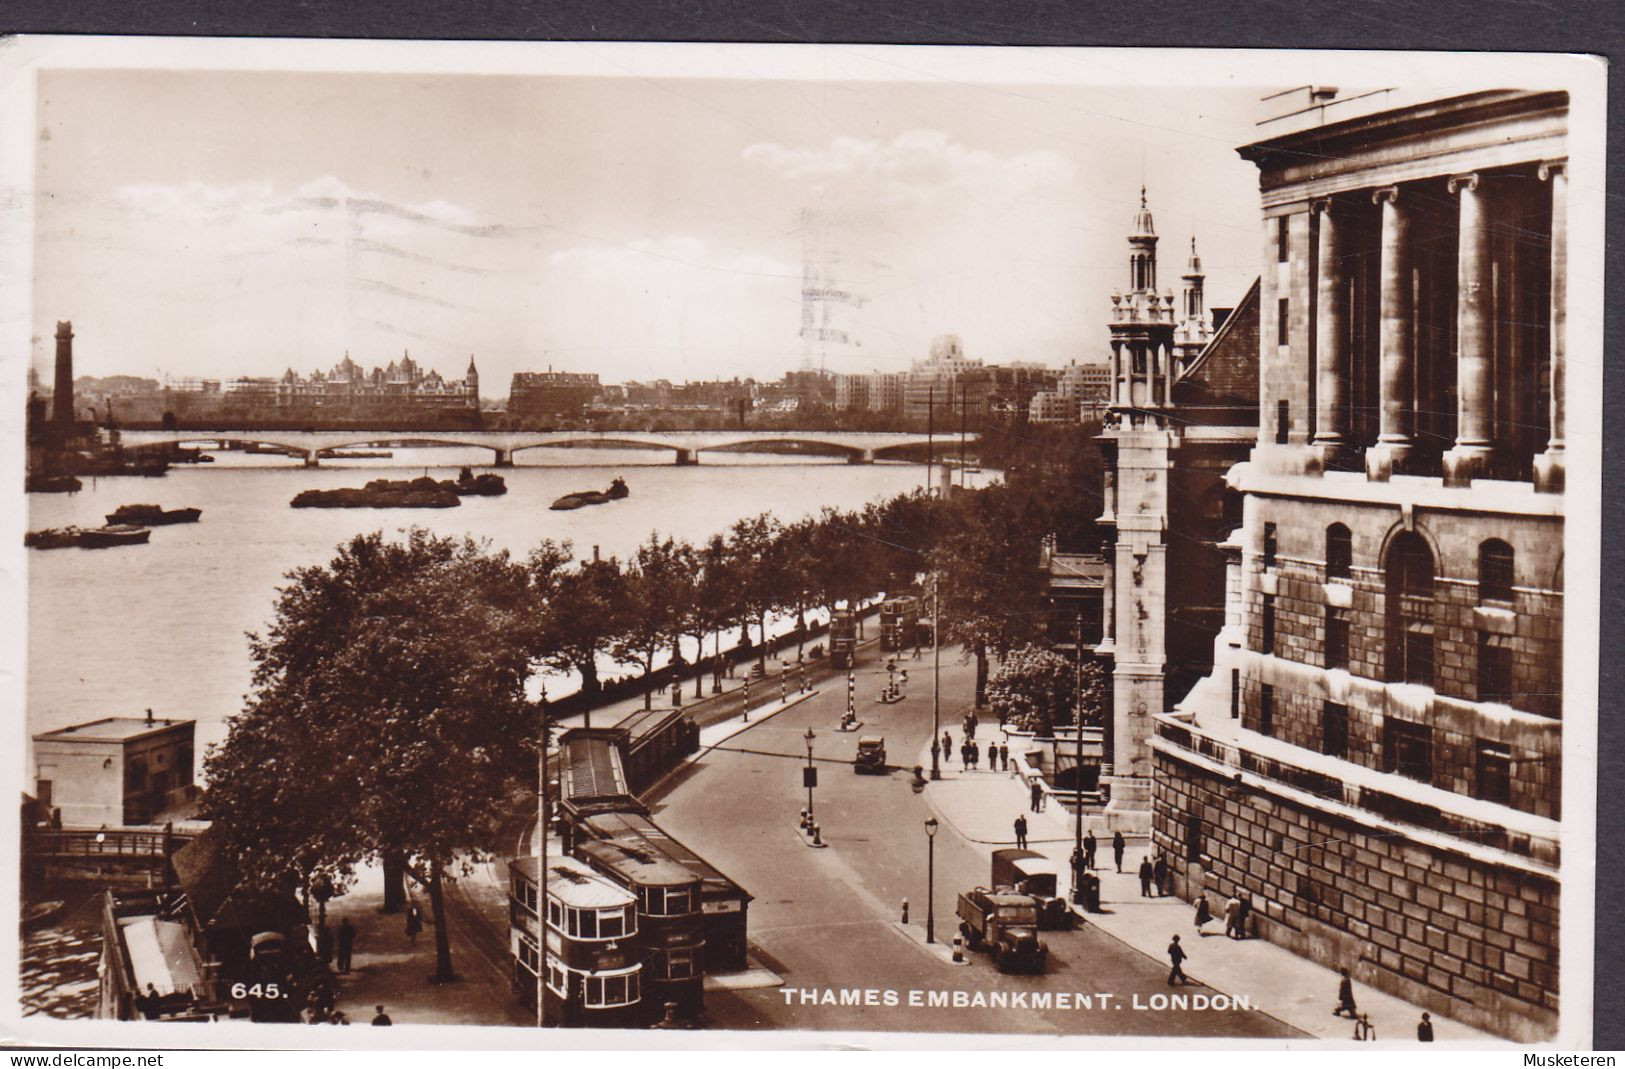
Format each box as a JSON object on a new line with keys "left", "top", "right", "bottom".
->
{"left": 585, "top": 973, "right": 637, "bottom": 1008}
{"left": 665, "top": 949, "right": 697, "bottom": 980}
{"left": 598, "top": 907, "right": 627, "bottom": 939}
{"left": 662, "top": 888, "right": 694, "bottom": 915}
{"left": 572, "top": 908, "right": 600, "bottom": 939}
{"left": 546, "top": 900, "right": 563, "bottom": 929}
{"left": 546, "top": 960, "right": 568, "bottom": 997}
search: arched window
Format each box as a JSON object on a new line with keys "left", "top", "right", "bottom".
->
{"left": 1479, "top": 539, "right": 1515, "bottom": 603}
{"left": 1385, "top": 533, "right": 1435, "bottom": 686}
{"left": 1326, "top": 524, "right": 1353, "bottom": 580}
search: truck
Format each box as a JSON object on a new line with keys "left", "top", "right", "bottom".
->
{"left": 829, "top": 609, "right": 857, "bottom": 668}
{"left": 955, "top": 887, "right": 1048, "bottom": 973}
{"left": 853, "top": 736, "right": 887, "bottom": 774}
{"left": 990, "top": 849, "right": 1072, "bottom": 930}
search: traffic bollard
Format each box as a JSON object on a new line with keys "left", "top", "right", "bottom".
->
{"left": 742, "top": 674, "right": 749, "bottom": 721}
{"left": 901, "top": 898, "right": 909, "bottom": 925}
{"left": 812, "top": 821, "right": 823, "bottom": 846}
{"left": 952, "top": 937, "right": 964, "bottom": 963}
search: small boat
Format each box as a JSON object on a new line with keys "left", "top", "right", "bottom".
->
{"left": 77, "top": 524, "right": 152, "bottom": 548}
{"left": 319, "top": 449, "right": 394, "bottom": 459}
{"left": 106, "top": 504, "right": 203, "bottom": 526}
{"left": 24, "top": 527, "right": 83, "bottom": 549}
{"left": 25, "top": 525, "right": 152, "bottom": 549}
{"left": 25, "top": 474, "right": 82, "bottom": 494}
{"left": 550, "top": 478, "right": 629, "bottom": 511}
{"left": 22, "top": 900, "right": 65, "bottom": 931}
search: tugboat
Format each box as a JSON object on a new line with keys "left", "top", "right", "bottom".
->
{"left": 106, "top": 504, "right": 202, "bottom": 526}
{"left": 25, "top": 474, "right": 82, "bottom": 494}
{"left": 550, "top": 477, "right": 629, "bottom": 511}
{"left": 24, "top": 527, "right": 82, "bottom": 549}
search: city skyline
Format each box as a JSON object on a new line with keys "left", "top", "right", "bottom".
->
{"left": 29, "top": 68, "right": 1264, "bottom": 389}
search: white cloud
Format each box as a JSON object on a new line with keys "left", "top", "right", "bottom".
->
{"left": 743, "top": 129, "right": 1073, "bottom": 207}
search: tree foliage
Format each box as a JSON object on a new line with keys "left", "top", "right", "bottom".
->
{"left": 985, "top": 643, "right": 1107, "bottom": 737}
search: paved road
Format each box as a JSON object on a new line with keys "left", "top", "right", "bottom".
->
{"left": 650, "top": 652, "right": 1300, "bottom": 1038}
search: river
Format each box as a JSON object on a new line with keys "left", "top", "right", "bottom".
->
{"left": 26, "top": 441, "right": 966, "bottom": 765}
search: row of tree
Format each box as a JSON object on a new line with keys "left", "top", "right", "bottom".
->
{"left": 201, "top": 423, "right": 1107, "bottom": 983}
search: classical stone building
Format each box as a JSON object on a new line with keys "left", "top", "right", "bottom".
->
{"left": 1095, "top": 190, "right": 1259, "bottom": 827}
{"left": 1149, "top": 88, "right": 1566, "bottom": 1042}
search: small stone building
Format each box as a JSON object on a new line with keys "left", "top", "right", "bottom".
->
{"left": 32, "top": 714, "right": 196, "bottom": 827}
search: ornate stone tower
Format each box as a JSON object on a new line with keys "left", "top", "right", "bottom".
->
{"left": 1174, "top": 237, "right": 1211, "bottom": 369}
{"left": 465, "top": 354, "right": 480, "bottom": 401}
{"left": 1098, "top": 188, "right": 1181, "bottom": 831}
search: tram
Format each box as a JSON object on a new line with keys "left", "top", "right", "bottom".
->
{"left": 879, "top": 596, "right": 921, "bottom": 652}
{"left": 573, "top": 825, "right": 707, "bottom": 1019}
{"left": 509, "top": 854, "right": 644, "bottom": 1027}
{"left": 615, "top": 707, "right": 701, "bottom": 795}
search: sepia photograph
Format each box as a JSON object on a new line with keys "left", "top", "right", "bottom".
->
{"left": 0, "top": 37, "right": 1605, "bottom": 1051}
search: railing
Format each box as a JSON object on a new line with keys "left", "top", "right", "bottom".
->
{"left": 31, "top": 828, "right": 194, "bottom": 860}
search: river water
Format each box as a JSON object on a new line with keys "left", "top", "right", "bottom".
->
{"left": 26, "top": 442, "right": 943, "bottom": 765}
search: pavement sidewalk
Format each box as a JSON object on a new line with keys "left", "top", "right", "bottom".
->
{"left": 321, "top": 859, "right": 530, "bottom": 1029}
{"left": 915, "top": 732, "right": 1502, "bottom": 1045}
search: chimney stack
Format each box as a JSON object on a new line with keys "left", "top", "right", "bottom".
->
{"left": 53, "top": 321, "right": 74, "bottom": 425}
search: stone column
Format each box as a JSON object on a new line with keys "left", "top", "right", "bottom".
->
{"left": 1366, "top": 186, "right": 1415, "bottom": 480}
{"left": 1534, "top": 161, "right": 1566, "bottom": 493}
{"left": 1444, "top": 173, "right": 1494, "bottom": 485}
{"left": 1312, "top": 198, "right": 1347, "bottom": 460}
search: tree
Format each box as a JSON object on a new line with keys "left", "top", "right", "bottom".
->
{"left": 726, "top": 513, "right": 783, "bottom": 670}
{"left": 769, "top": 518, "right": 819, "bottom": 656}
{"left": 614, "top": 533, "right": 692, "bottom": 709}
{"left": 985, "top": 643, "right": 1103, "bottom": 737}
{"left": 538, "top": 549, "right": 628, "bottom": 706}
{"left": 203, "top": 529, "right": 539, "bottom": 985}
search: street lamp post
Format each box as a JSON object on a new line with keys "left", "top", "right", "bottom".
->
{"left": 1073, "top": 612, "right": 1085, "bottom": 899}
{"left": 924, "top": 817, "right": 939, "bottom": 943}
{"left": 804, "top": 727, "right": 817, "bottom": 823}
{"left": 930, "top": 571, "right": 942, "bottom": 780}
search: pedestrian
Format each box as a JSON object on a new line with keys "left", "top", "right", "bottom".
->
{"left": 371, "top": 1004, "right": 393, "bottom": 1026}
{"left": 139, "top": 982, "right": 162, "bottom": 1020}
{"left": 1083, "top": 830, "right": 1097, "bottom": 870}
{"left": 1112, "top": 831, "right": 1126, "bottom": 873}
{"left": 967, "top": 713, "right": 978, "bottom": 740}
{"left": 969, "top": 740, "right": 980, "bottom": 769}
{"left": 1166, "top": 934, "right": 1189, "bottom": 985}
{"left": 337, "top": 917, "right": 356, "bottom": 973}
{"left": 1194, "top": 896, "right": 1213, "bottom": 933}
{"left": 1417, "top": 1012, "right": 1434, "bottom": 1042}
{"left": 1153, "top": 854, "right": 1169, "bottom": 897}
{"left": 1236, "top": 894, "right": 1252, "bottom": 938}
{"left": 943, "top": 731, "right": 954, "bottom": 762}
{"left": 960, "top": 742, "right": 970, "bottom": 768}
{"left": 1354, "top": 1013, "right": 1375, "bottom": 1041}
{"left": 1333, "top": 967, "right": 1358, "bottom": 1018}
{"left": 999, "top": 743, "right": 1010, "bottom": 772}
{"left": 1138, "top": 857, "right": 1154, "bottom": 897}
{"left": 1224, "top": 895, "right": 1242, "bottom": 938}
{"left": 404, "top": 904, "right": 423, "bottom": 946}
{"left": 1014, "top": 815, "right": 1028, "bottom": 849}
{"left": 316, "top": 921, "right": 333, "bottom": 966}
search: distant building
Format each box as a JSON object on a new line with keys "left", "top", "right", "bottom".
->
{"left": 868, "top": 372, "right": 906, "bottom": 414}
{"left": 1029, "top": 361, "right": 1111, "bottom": 424}
{"left": 275, "top": 351, "right": 479, "bottom": 410}
{"left": 905, "top": 335, "right": 990, "bottom": 420}
{"left": 32, "top": 714, "right": 196, "bottom": 827}
{"left": 509, "top": 369, "right": 603, "bottom": 422}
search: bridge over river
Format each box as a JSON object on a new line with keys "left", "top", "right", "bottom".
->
{"left": 120, "top": 429, "right": 967, "bottom": 467}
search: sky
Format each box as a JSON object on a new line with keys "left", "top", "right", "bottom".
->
{"left": 30, "top": 67, "right": 1266, "bottom": 391}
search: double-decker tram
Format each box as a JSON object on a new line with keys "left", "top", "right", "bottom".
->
{"left": 615, "top": 707, "right": 700, "bottom": 795}
{"left": 573, "top": 825, "right": 707, "bottom": 1019}
{"left": 879, "top": 595, "right": 921, "bottom": 651}
{"left": 509, "top": 855, "right": 643, "bottom": 1027}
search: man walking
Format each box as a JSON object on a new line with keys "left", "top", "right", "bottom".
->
{"left": 1224, "top": 895, "right": 1242, "bottom": 939}
{"left": 1235, "top": 894, "right": 1252, "bottom": 938}
{"left": 1014, "top": 814, "right": 1029, "bottom": 849}
{"left": 336, "top": 917, "right": 356, "bottom": 974}
{"left": 1153, "top": 854, "right": 1169, "bottom": 897}
{"left": 1112, "top": 831, "right": 1126, "bottom": 873}
{"left": 1083, "top": 830, "right": 1097, "bottom": 871}
{"left": 1333, "top": 967, "right": 1358, "bottom": 1018}
{"left": 1138, "top": 857, "right": 1154, "bottom": 897}
{"left": 1417, "top": 1013, "right": 1434, "bottom": 1042}
{"left": 1166, "top": 934, "right": 1189, "bottom": 985}
{"left": 1030, "top": 781, "right": 1043, "bottom": 813}
{"left": 943, "top": 731, "right": 953, "bottom": 763}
